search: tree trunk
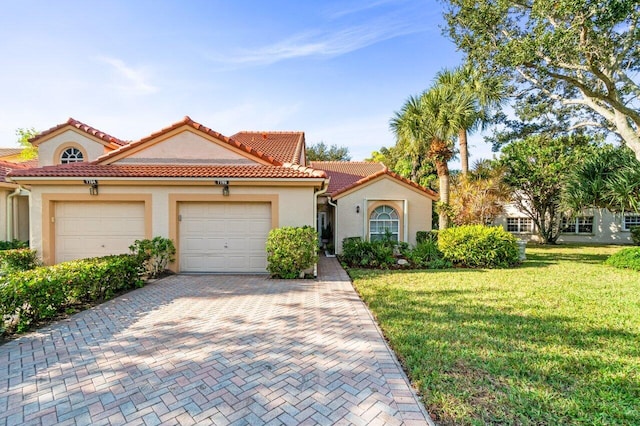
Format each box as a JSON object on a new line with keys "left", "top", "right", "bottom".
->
{"left": 459, "top": 127, "right": 469, "bottom": 175}
{"left": 434, "top": 160, "right": 450, "bottom": 229}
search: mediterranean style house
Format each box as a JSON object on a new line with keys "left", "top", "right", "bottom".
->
{"left": 4, "top": 117, "right": 437, "bottom": 273}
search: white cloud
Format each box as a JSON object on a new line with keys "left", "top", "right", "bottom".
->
{"left": 96, "top": 56, "right": 159, "bottom": 95}
{"left": 216, "top": 19, "right": 423, "bottom": 66}
{"left": 326, "top": 0, "right": 404, "bottom": 19}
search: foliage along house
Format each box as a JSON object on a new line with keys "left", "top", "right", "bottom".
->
{"left": 5, "top": 117, "right": 437, "bottom": 273}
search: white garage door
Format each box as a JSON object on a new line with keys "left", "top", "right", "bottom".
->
{"left": 179, "top": 202, "right": 271, "bottom": 273}
{"left": 55, "top": 201, "right": 146, "bottom": 263}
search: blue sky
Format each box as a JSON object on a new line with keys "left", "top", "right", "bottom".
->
{"left": 0, "top": 0, "right": 493, "bottom": 165}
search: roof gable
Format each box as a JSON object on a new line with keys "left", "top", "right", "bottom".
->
{"left": 311, "top": 161, "right": 438, "bottom": 200}
{"left": 29, "top": 118, "right": 126, "bottom": 148}
{"left": 97, "top": 117, "right": 281, "bottom": 166}
{"left": 112, "top": 129, "right": 259, "bottom": 165}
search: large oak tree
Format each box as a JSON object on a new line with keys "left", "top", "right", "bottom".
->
{"left": 443, "top": 0, "right": 640, "bottom": 160}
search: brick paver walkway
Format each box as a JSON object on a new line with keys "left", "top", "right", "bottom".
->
{"left": 0, "top": 257, "right": 433, "bottom": 425}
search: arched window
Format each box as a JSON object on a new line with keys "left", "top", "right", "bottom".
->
{"left": 60, "top": 147, "right": 84, "bottom": 164}
{"left": 369, "top": 205, "right": 399, "bottom": 242}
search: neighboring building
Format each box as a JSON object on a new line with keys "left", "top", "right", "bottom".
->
{"left": 7, "top": 117, "right": 437, "bottom": 273}
{"left": 495, "top": 203, "right": 637, "bottom": 244}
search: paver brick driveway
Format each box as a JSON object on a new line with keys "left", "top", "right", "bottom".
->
{"left": 0, "top": 257, "right": 433, "bottom": 425}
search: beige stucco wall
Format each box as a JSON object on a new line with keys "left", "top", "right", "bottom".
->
{"left": 27, "top": 181, "right": 319, "bottom": 264}
{"left": 332, "top": 177, "right": 433, "bottom": 253}
{"left": 117, "top": 131, "right": 255, "bottom": 163}
{"left": 37, "top": 130, "right": 108, "bottom": 166}
{"left": 494, "top": 204, "right": 634, "bottom": 244}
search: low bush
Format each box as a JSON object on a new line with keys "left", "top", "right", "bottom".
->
{"left": 341, "top": 237, "right": 396, "bottom": 269}
{"left": 0, "top": 240, "right": 28, "bottom": 251}
{"left": 630, "top": 227, "right": 640, "bottom": 245}
{"left": 0, "top": 249, "right": 39, "bottom": 273}
{"left": 605, "top": 247, "right": 640, "bottom": 271}
{"left": 438, "top": 224, "right": 520, "bottom": 268}
{"left": 129, "top": 237, "right": 176, "bottom": 278}
{"left": 416, "top": 230, "right": 438, "bottom": 244}
{"left": 402, "top": 240, "right": 452, "bottom": 269}
{"left": 0, "top": 254, "right": 143, "bottom": 334}
{"left": 266, "top": 226, "right": 318, "bottom": 278}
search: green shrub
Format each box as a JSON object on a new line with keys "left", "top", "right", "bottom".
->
{"left": 0, "top": 249, "right": 39, "bottom": 273}
{"left": 0, "top": 254, "right": 143, "bottom": 334}
{"left": 438, "top": 225, "right": 520, "bottom": 268}
{"left": 605, "top": 247, "right": 640, "bottom": 271}
{"left": 416, "top": 230, "right": 438, "bottom": 244}
{"left": 266, "top": 226, "right": 318, "bottom": 278}
{"left": 129, "top": 236, "right": 176, "bottom": 278}
{"left": 402, "top": 240, "right": 452, "bottom": 269}
{"left": 341, "top": 237, "right": 396, "bottom": 269}
{"left": 0, "top": 240, "right": 28, "bottom": 251}
{"left": 630, "top": 227, "right": 640, "bottom": 245}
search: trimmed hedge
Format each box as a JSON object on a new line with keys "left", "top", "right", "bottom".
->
{"left": 631, "top": 227, "right": 640, "bottom": 245}
{"left": 0, "top": 254, "right": 143, "bottom": 334}
{"left": 605, "top": 247, "right": 640, "bottom": 271}
{"left": 438, "top": 225, "right": 520, "bottom": 268}
{"left": 266, "top": 226, "right": 318, "bottom": 278}
{"left": 0, "top": 249, "right": 39, "bottom": 273}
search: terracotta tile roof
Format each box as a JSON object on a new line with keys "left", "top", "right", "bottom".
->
{"left": 0, "top": 148, "right": 24, "bottom": 158}
{"left": 0, "top": 160, "right": 32, "bottom": 183}
{"left": 310, "top": 161, "right": 385, "bottom": 194}
{"left": 95, "top": 117, "right": 284, "bottom": 167}
{"left": 231, "top": 131, "right": 305, "bottom": 164}
{"left": 311, "top": 161, "right": 438, "bottom": 199}
{"left": 7, "top": 163, "right": 326, "bottom": 179}
{"left": 30, "top": 118, "right": 127, "bottom": 147}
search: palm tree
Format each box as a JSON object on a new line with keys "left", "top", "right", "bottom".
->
{"left": 391, "top": 85, "right": 475, "bottom": 229}
{"left": 435, "top": 64, "right": 506, "bottom": 175}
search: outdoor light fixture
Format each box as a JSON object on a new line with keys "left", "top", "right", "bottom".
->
{"left": 222, "top": 185, "right": 230, "bottom": 196}
{"left": 356, "top": 205, "right": 360, "bottom": 214}
{"left": 83, "top": 179, "right": 99, "bottom": 196}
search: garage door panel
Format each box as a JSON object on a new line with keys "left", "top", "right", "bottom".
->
{"left": 55, "top": 201, "right": 146, "bottom": 263}
{"left": 179, "top": 202, "right": 271, "bottom": 273}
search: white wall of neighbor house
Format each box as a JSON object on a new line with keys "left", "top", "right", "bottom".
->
{"left": 495, "top": 204, "right": 635, "bottom": 244}
{"left": 333, "top": 177, "right": 433, "bottom": 253}
{"left": 27, "top": 181, "right": 319, "bottom": 264}
{"left": 36, "top": 130, "right": 108, "bottom": 166}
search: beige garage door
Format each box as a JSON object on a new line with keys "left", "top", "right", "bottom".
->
{"left": 55, "top": 201, "right": 146, "bottom": 263}
{"left": 179, "top": 202, "right": 271, "bottom": 273}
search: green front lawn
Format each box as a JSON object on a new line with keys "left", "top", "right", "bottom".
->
{"left": 349, "top": 245, "right": 640, "bottom": 425}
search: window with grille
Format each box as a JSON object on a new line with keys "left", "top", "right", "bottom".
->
{"left": 60, "top": 147, "right": 84, "bottom": 164}
{"left": 624, "top": 213, "right": 640, "bottom": 231}
{"left": 369, "top": 205, "right": 399, "bottom": 242}
{"left": 506, "top": 217, "right": 532, "bottom": 233}
{"left": 561, "top": 216, "right": 593, "bottom": 234}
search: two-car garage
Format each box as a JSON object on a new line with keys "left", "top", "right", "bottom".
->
{"left": 52, "top": 199, "right": 272, "bottom": 273}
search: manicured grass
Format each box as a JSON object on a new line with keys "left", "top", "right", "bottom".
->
{"left": 349, "top": 245, "right": 640, "bottom": 425}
